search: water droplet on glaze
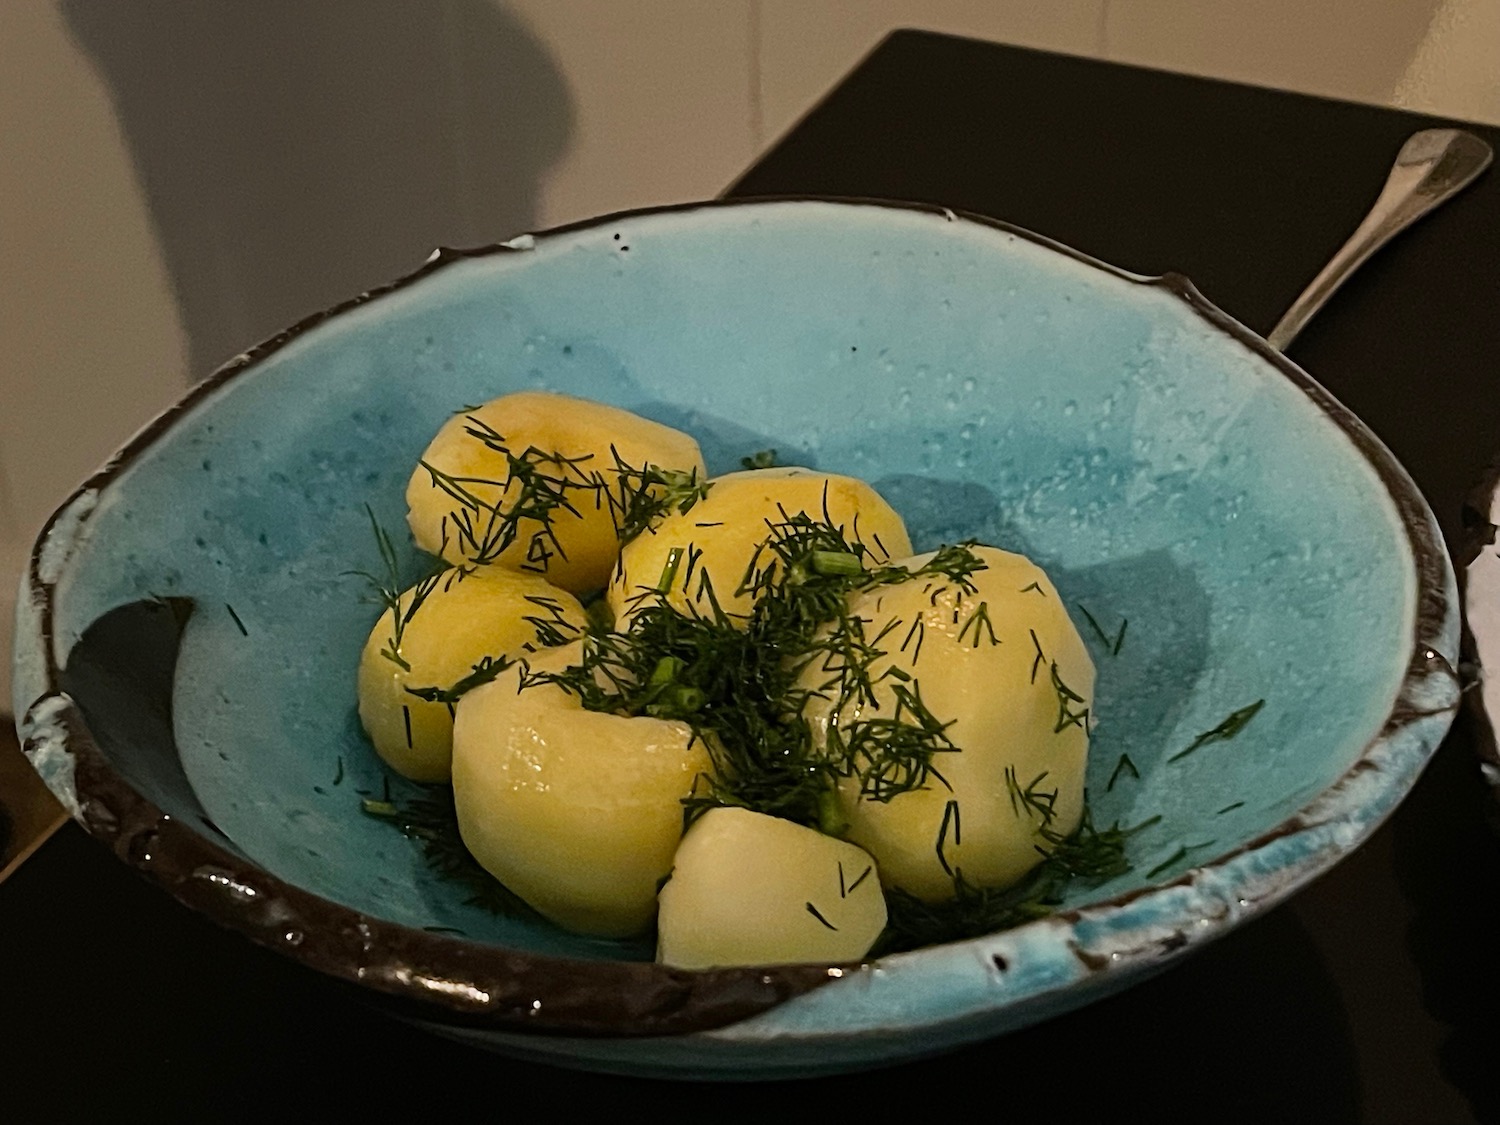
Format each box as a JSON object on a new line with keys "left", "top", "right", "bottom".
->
{"left": 962, "top": 376, "right": 976, "bottom": 393}
{"left": 1062, "top": 400, "right": 1078, "bottom": 416}
{"left": 127, "top": 829, "right": 159, "bottom": 865}
{"left": 193, "top": 866, "right": 260, "bottom": 903}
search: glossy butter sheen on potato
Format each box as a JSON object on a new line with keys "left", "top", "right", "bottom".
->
{"left": 356, "top": 568, "right": 587, "bottom": 783}
{"left": 406, "top": 391, "right": 706, "bottom": 594}
{"left": 801, "top": 546, "right": 1095, "bottom": 901}
{"left": 451, "top": 642, "right": 713, "bottom": 937}
{"left": 609, "top": 466, "right": 912, "bottom": 624}
{"left": 656, "top": 807, "right": 887, "bottom": 969}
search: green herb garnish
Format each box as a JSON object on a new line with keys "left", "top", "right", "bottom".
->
{"left": 1106, "top": 752, "right": 1139, "bottom": 792}
{"left": 1146, "top": 839, "right": 1217, "bottom": 880}
{"left": 1076, "top": 602, "right": 1128, "bottom": 656}
{"left": 525, "top": 507, "right": 988, "bottom": 827}
{"left": 1004, "top": 767, "right": 1059, "bottom": 825}
{"left": 346, "top": 505, "right": 444, "bottom": 672}
{"left": 360, "top": 786, "right": 538, "bottom": 917}
{"left": 1167, "top": 700, "right": 1265, "bottom": 763}
{"left": 606, "top": 449, "right": 711, "bottom": 543}
{"left": 873, "top": 810, "right": 1153, "bottom": 954}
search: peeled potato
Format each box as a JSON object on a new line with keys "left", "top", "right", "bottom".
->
{"left": 357, "top": 567, "right": 587, "bottom": 783}
{"left": 406, "top": 391, "right": 706, "bottom": 594}
{"left": 800, "top": 546, "right": 1094, "bottom": 902}
{"left": 656, "top": 807, "right": 887, "bottom": 968}
{"left": 609, "top": 466, "right": 912, "bottom": 624}
{"left": 451, "top": 642, "right": 713, "bottom": 937}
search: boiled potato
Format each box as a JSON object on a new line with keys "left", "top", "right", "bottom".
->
{"left": 800, "top": 546, "right": 1094, "bottom": 901}
{"left": 406, "top": 391, "right": 706, "bottom": 594}
{"left": 451, "top": 642, "right": 713, "bottom": 937}
{"left": 357, "top": 567, "right": 587, "bottom": 783}
{"left": 656, "top": 807, "right": 887, "bottom": 968}
{"left": 609, "top": 467, "right": 912, "bottom": 624}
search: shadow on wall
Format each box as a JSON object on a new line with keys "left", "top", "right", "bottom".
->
{"left": 61, "top": 0, "right": 574, "bottom": 380}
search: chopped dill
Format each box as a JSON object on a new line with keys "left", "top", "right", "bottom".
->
{"left": 740, "top": 449, "right": 780, "bottom": 470}
{"left": 957, "top": 601, "right": 1000, "bottom": 648}
{"left": 900, "top": 615, "right": 927, "bottom": 664}
{"left": 936, "top": 799, "right": 962, "bottom": 876}
{"left": 345, "top": 505, "right": 445, "bottom": 672}
{"left": 805, "top": 901, "right": 839, "bottom": 931}
{"left": 1004, "top": 767, "right": 1059, "bottom": 825}
{"left": 825, "top": 679, "right": 959, "bottom": 802}
{"left": 606, "top": 449, "right": 711, "bottom": 543}
{"left": 225, "top": 603, "right": 249, "bottom": 636}
{"left": 1167, "top": 700, "right": 1265, "bottom": 763}
{"left": 1106, "top": 752, "right": 1139, "bottom": 792}
{"left": 1216, "top": 800, "right": 1245, "bottom": 815}
{"left": 874, "top": 810, "right": 1152, "bottom": 954}
{"left": 422, "top": 418, "right": 716, "bottom": 574}
{"left": 520, "top": 594, "right": 586, "bottom": 648}
{"left": 1050, "top": 663, "right": 1090, "bottom": 733}
{"left": 404, "top": 654, "right": 516, "bottom": 706}
{"left": 1076, "top": 602, "right": 1127, "bottom": 656}
{"left": 355, "top": 473, "right": 1138, "bottom": 953}
{"left": 360, "top": 785, "right": 538, "bottom": 917}
{"left": 1145, "top": 839, "right": 1217, "bottom": 880}
{"left": 417, "top": 438, "right": 595, "bottom": 571}
{"left": 525, "top": 509, "right": 989, "bottom": 828}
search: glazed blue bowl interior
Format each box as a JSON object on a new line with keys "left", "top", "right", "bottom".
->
{"left": 28, "top": 201, "right": 1422, "bottom": 966}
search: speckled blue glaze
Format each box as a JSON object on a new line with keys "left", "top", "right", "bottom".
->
{"left": 13, "top": 200, "right": 1459, "bottom": 1078}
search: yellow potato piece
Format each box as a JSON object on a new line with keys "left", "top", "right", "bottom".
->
{"left": 357, "top": 568, "right": 587, "bottom": 783}
{"left": 800, "top": 546, "right": 1094, "bottom": 902}
{"left": 451, "top": 642, "right": 713, "bottom": 937}
{"left": 656, "top": 807, "right": 887, "bottom": 969}
{"left": 609, "top": 466, "right": 912, "bottom": 625}
{"left": 406, "top": 390, "right": 706, "bottom": 594}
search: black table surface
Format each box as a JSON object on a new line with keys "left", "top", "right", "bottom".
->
{"left": 6, "top": 30, "right": 1500, "bottom": 1123}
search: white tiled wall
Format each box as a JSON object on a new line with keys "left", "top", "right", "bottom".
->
{"left": 3, "top": 0, "right": 1498, "bottom": 708}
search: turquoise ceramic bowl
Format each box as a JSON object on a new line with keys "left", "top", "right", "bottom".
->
{"left": 12, "top": 200, "right": 1460, "bottom": 1079}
